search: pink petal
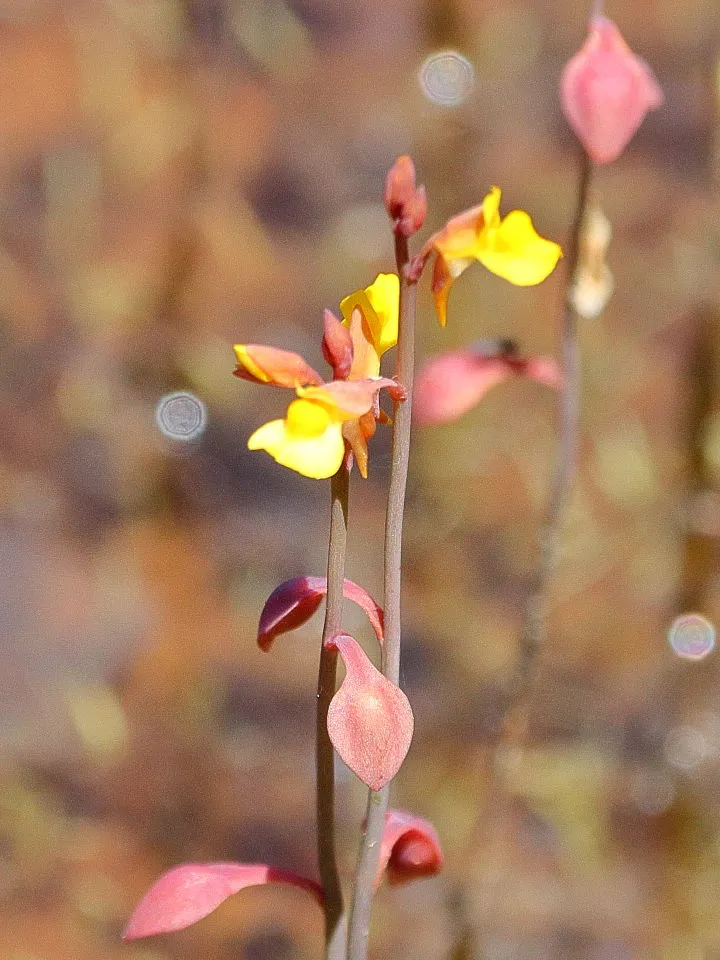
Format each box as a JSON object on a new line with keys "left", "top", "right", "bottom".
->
{"left": 560, "top": 15, "right": 663, "bottom": 164}
{"left": 376, "top": 810, "right": 444, "bottom": 887}
{"left": 258, "top": 577, "right": 384, "bottom": 651}
{"left": 302, "top": 378, "right": 398, "bottom": 417}
{"left": 123, "top": 862, "right": 323, "bottom": 940}
{"left": 414, "top": 348, "right": 563, "bottom": 426}
{"left": 325, "top": 634, "right": 413, "bottom": 792}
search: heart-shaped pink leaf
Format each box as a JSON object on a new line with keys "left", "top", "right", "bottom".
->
{"left": 258, "top": 577, "right": 384, "bottom": 651}
{"left": 376, "top": 809, "right": 444, "bottom": 887}
{"left": 560, "top": 15, "right": 663, "bottom": 165}
{"left": 414, "top": 346, "right": 562, "bottom": 426}
{"left": 325, "top": 634, "right": 413, "bottom": 791}
{"left": 123, "top": 862, "right": 323, "bottom": 940}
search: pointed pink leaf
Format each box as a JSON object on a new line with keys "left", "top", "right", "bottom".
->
{"left": 302, "top": 378, "right": 398, "bottom": 417}
{"left": 414, "top": 348, "right": 562, "bottom": 426}
{"left": 376, "top": 810, "right": 444, "bottom": 887}
{"left": 560, "top": 15, "right": 663, "bottom": 164}
{"left": 258, "top": 577, "right": 383, "bottom": 651}
{"left": 123, "top": 862, "right": 323, "bottom": 940}
{"left": 233, "top": 344, "right": 323, "bottom": 387}
{"left": 325, "top": 634, "right": 413, "bottom": 791}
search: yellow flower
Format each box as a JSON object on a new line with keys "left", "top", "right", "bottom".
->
{"left": 427, "top": 187, "right": 562, "bottom": 326}
{"left": 248, "top": 378, "right": 395, "bottom": 480}
{"left": 248, "top": 398, "right": 347, "bottom": 480}
{"left": 339, "top": 273, "right": 400, "bottom": 377}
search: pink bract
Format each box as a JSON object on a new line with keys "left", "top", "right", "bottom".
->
{"left": 258, "top": 577, "right": 384, "bottom": 651}
{"left": 377, "top": 809, "right": 444, "bottom": 887}
{"left": 560, "top": 15, "right": 663, "bottom": 164}
{"left": 123, "top": 862, "right": 323, "bottom": 940}
{"left": 325, "top": 633, "right": 413, "bottom": 791}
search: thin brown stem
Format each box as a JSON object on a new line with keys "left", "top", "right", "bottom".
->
{"left": 346, "top": 233, "right": 417, "bottom": 960}
{"left": 504, "top": 148, "right": 592, "bottom": 729}
{"left": 317, "top": 464, "right": 350, "bottom": 960}
{"left": 445, "top": 149, "right": 593, "bottom": 960}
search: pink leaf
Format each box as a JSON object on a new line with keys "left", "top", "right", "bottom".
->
{"left": 123, "top": 862, "right": 323, "bottom": 940}
{"left": 560, "top": 15, "right": 663, "bottom": 165}
{"left": 258, "top": 577, "right": 384, "bottom": 651}
{"left": 325, "top": 634, "right": 413, "bottom": 791}
{"left": 414, "top": 346, "right": 562, "bottom": 426}
{"left": 376, "top": 810, "right": 444, "bottom": 887}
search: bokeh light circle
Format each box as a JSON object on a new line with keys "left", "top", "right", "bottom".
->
{"left": 668, "top": 613, "right": 715, "bottom": 661}
{"left": 419, "top": 51, "right": 475, "bottom": 107}
{"left": 155, "top": 391, "right": 207, "bottom": 442}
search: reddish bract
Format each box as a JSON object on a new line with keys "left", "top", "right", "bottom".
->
{"left": 258, "top": 576, "right": 384, "bottom": 651}
{"left": 413, "top": 347, "right": 562, "bottom": 425}
{"left": 325, "top": 634, "right": 413, "bottom": 791}
{"left": 384, "top": 155, "right": 427, "bottom": 237}
{"left": 377, "top": 809, "right": 444, "bottom": 887}
{"left": 322, "top": 308, "right": 354, "bottom": 380}
{"left": 123, "top": 862, "right": 323, "bottom": 940}
{"left": 560, "top": 15, "right": 663, "bottom": 165}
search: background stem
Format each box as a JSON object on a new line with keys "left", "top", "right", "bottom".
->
{"left": 346, "top": 233, "right": 417, "bottom": 960}
{"left": 317, "top": 464, "right": 350, "bottom": 960}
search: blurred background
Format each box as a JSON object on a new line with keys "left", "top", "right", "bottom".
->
{"left": 0, "top": 1, "right": 718, "bottom": 958}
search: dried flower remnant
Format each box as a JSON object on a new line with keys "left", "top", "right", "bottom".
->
{"left": 415, "top": 187, "right": 562, "bottom": 327}
{"left": 257, "top": 576, "right": 384, "bottom": 651}
{"left": 325, "top": 633, "right": 413, "bottom": 791}
{"left": 414, "top": 341, "right": 562, "bottom": 425}
{"left": 376, "top": 810, "right": 443, "bottom": 887}
{"left": 123, "top": 863, "right": 323, "bottom": 940}
{"left": 569, "top": 199, "right": 614, "bottom": 318}
{"left": 561, "top": 15, "right": 663, "bottom": 164}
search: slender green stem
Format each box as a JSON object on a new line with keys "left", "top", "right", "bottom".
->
{"left": 347, "top": 233, "right": 417, "bottom": 960}
{"left": 317, "top": 464, "right": 350, "bottom": 960}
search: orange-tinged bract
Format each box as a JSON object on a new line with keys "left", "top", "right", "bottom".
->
{"left": 560, "top": 15, "right": 663, "bottom": 164}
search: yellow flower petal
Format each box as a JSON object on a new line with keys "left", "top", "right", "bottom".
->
{"left": 481, "top": 186, "right": 502, "bottom": 230}
{"left": 248, "top": 399, "right": 345, "bottom": 479}
{"left": 340, "top": 273, "right": 399, "bottom": 359}
{"left": 477, "top": 210, "right": 563, "bottom": 286}
{"left": 364, "top": 273, "right": 399, "bottom": 356}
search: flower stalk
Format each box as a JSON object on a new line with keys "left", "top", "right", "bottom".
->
{"left": 317, "top": 463, "right": 350, "bottom": 960}
{"left": 347, "top": 228, "right": 417, "bottom": 960}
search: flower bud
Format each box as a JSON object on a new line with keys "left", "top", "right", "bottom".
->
{"left": 561, "top": 16, "right": 663, "bottom": 164}
{"left": 384, "top": 155, "right": 426, "bottom": 236}
{"left": 322, "top": 308, "right": 354, "bottom": 379}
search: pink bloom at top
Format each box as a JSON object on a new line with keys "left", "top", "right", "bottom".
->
{"left": 561, "top": 15, "right": 663, "bottom": 164}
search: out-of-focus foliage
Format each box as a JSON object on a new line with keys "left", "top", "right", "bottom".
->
{"left": 0, "top": 2, "right": 717, "bottom": 958}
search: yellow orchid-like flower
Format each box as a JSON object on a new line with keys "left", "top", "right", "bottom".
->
{"left": 424, "top": 187, "right": 562, "bottom": 326}
{"left": 238, "top": 273, "right": 401, "bottom": 480}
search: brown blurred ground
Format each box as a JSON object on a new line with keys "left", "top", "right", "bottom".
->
{"left": 0, "top": 1, "right": 719, "bottom": 958}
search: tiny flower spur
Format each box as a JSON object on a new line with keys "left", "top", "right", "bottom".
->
{"left": 258, "top": 576, "right": 384, "bottom": 651}
{"left": 376, "top": 809, "right": 444, "bottom": 888}
{"left": 414, "top": 343, "right": 563, "bottom": 426}
{"left": 123, "top": 862, "right": 323, "bottom": 940}
{"left": 325, "top": 633, "right": 413, "bottom": 792}
{"left": 561, "top": 15, "right": 663, "bottom": 164}
{"left": 415, "top": 187, "right": 563, "bottom": 327}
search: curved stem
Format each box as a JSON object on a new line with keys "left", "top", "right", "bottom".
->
{"left": 347, "top": 233, "right": 417, "bottom": 960}
{"left": 317, "top": 464, "right": 350, "bottom": 960}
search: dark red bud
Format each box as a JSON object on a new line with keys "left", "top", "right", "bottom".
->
{"left": 384, "top": 156, "right": 426, "bottom": 238}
